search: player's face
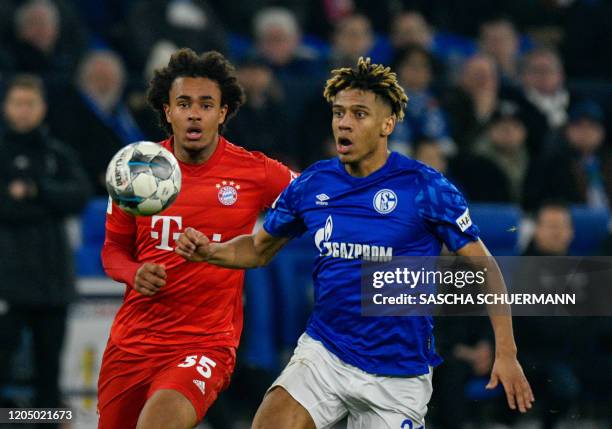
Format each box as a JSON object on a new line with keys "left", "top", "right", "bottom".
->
{"left": 331, "top": 88, "right": 395, "bottom": 172}
{"left": 164, "top": 77, "right": 228, "bottom": 162}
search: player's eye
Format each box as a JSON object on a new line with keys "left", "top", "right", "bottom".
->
{"left": 203, "top": 104, "right": 214, "bottom": 110}
{"left": 178, "top": 102, "right": 189, "bottom": 108}
{"left": 333, "top": 111, "right": 343, "bottom": 118}
{"left": 355, "top": 111, "right": 367, "bottom": 118}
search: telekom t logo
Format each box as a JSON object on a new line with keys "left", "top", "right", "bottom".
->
{"left": 151, "top": 216, "right": 182, "bottom": 251}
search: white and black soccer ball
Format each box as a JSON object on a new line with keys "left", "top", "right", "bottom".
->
{"left": 105, "top": 141, "right": 181, "bottom": 216}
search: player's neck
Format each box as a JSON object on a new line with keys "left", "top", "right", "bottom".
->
{"left": 173, "top": 135, "right": 219, "bottom": 164}
{"left": 344, "top": 146, "right": 390, "bottom": 178}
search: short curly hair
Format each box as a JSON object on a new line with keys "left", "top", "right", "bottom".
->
{"left": 147, "top": 48, "right": 245, "bottom": 135}
{"left": 323, "top": 57, "right": 408, "bottom": 121}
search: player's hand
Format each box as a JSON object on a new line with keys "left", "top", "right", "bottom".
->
{"left": 486, "top": 354, "right": 534, "bottom": 413}
{"left": 175, "top": 227, "right": 212, "bottom": 262}
{"left": 133, "top": 263, "right": 166, "bottom": 296}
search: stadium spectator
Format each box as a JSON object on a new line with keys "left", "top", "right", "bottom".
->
{"left": 2, "top": 0, "right": 87, "bottom": 85}
{"left": 390, "top": 11, "right": 431, "bottom": 51}
{"left": 124, "top": 0, "right": 227, "bottom": 74}
{"left": 225, "top": 57, "right": 295, "bottom": 168}
{"left": 413, "top": 138, "right": 448, "bottom": 174}
{"left": 471, "top": 102, "right": 530, "bottom": 203}
{"left": 521, "top": 203, "right": 612, "bottom": 427}
{"left": 252, "top": 7, "right": 324, "bottom": 130}
{"left": 516, "top": 202, "right": 581, "bottom": 429}
{"left": 47, "top": 50, "right": 144, "bottom": 196}
{"left": 252, "top": 7, "right": 322, "bottom": 79}
{"left": 390, "top": 45, "right": 452, "bottom": 156}
{"left": 212, "top": 0, "right": 311, "bottom": 38}
{"left": 523, "top": 100, "right": 611, "bottom": 211}
{"left": 431, "top": 317, "right": 510, "bottom": 429}
{"left": 389, "top": 11, "right": 476, "bottom": 79}
{"left": 506, "top": 47, "right": 573, "bottom": 156}
{"left": 524, "top": 202, "right": 574, "bottom": 256}
{"left": 520, "top": 48, "right": 569, "bottom": 128}
{"left": 0, "top": 74, "right": 90, "bottom": 424}
{"left": 328, "top": 14, "right": 374, "bottom": 69}
{"left": 478, "top": 17, "right": 521, "bottom": 85}
{"left": 126, "top": 41, "right": 178, "bottom": 143}
{"left": 443, "top": 54, "right": 500, "bottom": 151}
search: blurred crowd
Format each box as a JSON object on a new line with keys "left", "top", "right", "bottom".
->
{"left": 0, "top": 1, "right": 611, "bottom": 428}
{"left": 0, "top": 0, "right": 611, "bottom": 207}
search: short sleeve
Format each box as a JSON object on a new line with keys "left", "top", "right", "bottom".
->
{"left": 263, "top": 174, "right": 307, "bottom": 238}
{"left": 105, "top": 197, "right": 137, "bottom": 235}
{"left": 261, "top": 156, "right": 297, "bottom": 209}
{"left": 415, "top": 172, "right": 479, "bottom": 252}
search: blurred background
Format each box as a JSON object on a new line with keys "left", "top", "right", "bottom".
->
{"left": 0, "top": 0, "right": 611, "bottom": 428}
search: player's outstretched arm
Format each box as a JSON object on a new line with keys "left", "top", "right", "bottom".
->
{"left": 456, "top": 239, "right": 535, "bottom": 413}
{"left": 175, "top": 227, "right": 291, "bottom": 269}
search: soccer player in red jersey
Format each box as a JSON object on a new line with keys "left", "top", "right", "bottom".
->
{"left": 97, "top": 49, "right": 295, "bottom": 429}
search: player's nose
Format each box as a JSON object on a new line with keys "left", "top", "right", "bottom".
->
{"left": 338, "top": 116, "right": 352, "bottom": 131}
{"left": 187, "top": 105, "right": 203, "bottom": 121}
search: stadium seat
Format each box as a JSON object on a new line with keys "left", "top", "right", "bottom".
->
{"left": 469, "top": 203, "right": 522, "bottom": 256}
{"left": 569, "top": 205, "right": 609, "bottom": 255}
{"left": 76, "top": 197, "right": 108, "bottom": 276}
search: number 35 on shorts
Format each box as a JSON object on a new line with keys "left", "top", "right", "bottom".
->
{"left": 177, "top": 355, "right": 217, "bottom": 378}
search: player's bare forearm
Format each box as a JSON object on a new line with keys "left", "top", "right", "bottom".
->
{"left": 208, "top": 234, "right": 261, "bottom": 268}
{"left": 210, "top": 229, "right": 290, "bottom": 268}
{"left": 456, "top": 239, "right": 516, "bottom": 353}
{"left": 456, "top": 239, "right": 533, "bottom": 412}
{"left": 176, "top": 227, "right": 290, "bottom": 268}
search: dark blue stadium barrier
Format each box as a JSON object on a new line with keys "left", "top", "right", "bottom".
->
{"left": 569, "top": 205, "right": 609, "bottom": 255}
{"left": 81, "top": 197, "right": 108, "bottom": 245}
{"left": 76, "top": 197, "right": 108, "bottom": 276}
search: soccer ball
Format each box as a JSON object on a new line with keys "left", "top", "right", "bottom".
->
{"left": 105, "top": 141, "right": 181, "bottom": 216}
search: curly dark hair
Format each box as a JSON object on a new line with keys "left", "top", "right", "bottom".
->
{"left": 147, "top": 48, "right": 245, "bottom": 135}
{"left": 323, "top": 57, "right": 408, "bottom": 121}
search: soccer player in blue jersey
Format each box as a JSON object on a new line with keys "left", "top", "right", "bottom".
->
{"left": 176, "top": 57, "right": 534, "bottom": 429}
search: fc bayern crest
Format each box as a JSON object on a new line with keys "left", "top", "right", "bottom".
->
{"left": 216, "top": 180, "right": 240, "bottom": 206}
{"left": 373, "top": 189, "right": 398, "bottom": 214}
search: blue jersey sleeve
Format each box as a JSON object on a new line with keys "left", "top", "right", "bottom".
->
{"left": 263, "top": 175, "right": 307, "bottom": 238}
{"left": 415, "top": 170, "right": 479, "bottom": 252}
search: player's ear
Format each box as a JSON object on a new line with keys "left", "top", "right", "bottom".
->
{"left": 380, "top": 114, "right": 396, "bottom": 137}
{"left": 163, "top": 103, "right": 171, "bottom": 123}
{"left": 218, "top": 104, "right": 228, "bottom": 125}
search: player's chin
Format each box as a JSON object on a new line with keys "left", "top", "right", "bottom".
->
{"left": 182, "top": 136, "right": 210, "bottom": 150}
{"left": 337, "top": 151, "right": 357, "bottom": 163}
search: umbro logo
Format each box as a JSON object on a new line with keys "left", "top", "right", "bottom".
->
{"left": 316, "top": 193, "right": 330, "bottom": 206}
{"left": 193, "top": 379, "right": 206, "bottom": 395}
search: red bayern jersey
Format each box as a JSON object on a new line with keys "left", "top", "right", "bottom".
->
{"left": 103, "top": 136, "right": 294, "bottom": 355}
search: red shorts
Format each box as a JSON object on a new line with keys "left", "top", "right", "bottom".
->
{"left": 97, "top": 339, "right": 235, "bottom": 429}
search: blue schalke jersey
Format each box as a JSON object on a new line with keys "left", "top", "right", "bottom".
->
{"left": 263, "top": 152, "right": 480, "bottom": 376}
